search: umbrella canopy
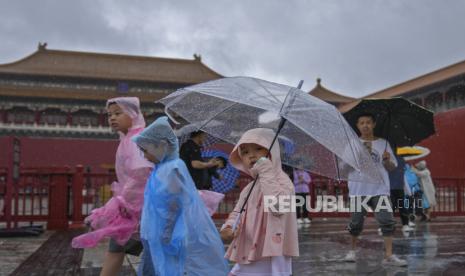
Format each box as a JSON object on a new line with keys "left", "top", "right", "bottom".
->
{"left": 343, "top": 98, "right": 435, "bottom": 147}
{"left": 158, "top": 76, "right": 382, "bottom": 183}
{"left": 175, "top": 123, "right": 225, "bottom": 147}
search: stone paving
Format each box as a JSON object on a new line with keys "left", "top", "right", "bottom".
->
{"left": 0, "top": 230, "right": 52, "bottom": 275}
{"left": 1, "top": 217, "right": 465, "bottom": 275}
{"left": 293, "top": 217, "right": 465, "bottom": 275}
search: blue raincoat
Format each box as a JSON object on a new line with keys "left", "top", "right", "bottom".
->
{"left": 132, "top": 117, "right": 229, "bottom": 276}
{"left": 404, "top": 164, "right": 430, "bottom": 209}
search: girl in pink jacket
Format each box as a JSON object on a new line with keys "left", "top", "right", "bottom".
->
{"left": 72, "top": 97, "right": 153, "bottom": 276}
{"left": 220, "top": 128, "right": 299, "bottom": 276}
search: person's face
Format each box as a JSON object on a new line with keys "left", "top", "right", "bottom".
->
{"left": 356, "top": 116, "right": 376, "bottom": 137}
{"left": 239, "top": 143, "right": 269, "bottom": 169}
{"left": 198, "top": 133, "right": 208, "bottom": 145}
{"left": 139, "top": 146, "right": 159, "bottom": 164}
{"left": 107, "top": 104, "right": 132, "bottom": 134}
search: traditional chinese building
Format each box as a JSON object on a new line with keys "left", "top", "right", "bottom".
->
{"left": 324, "top": 61, "right": 465, "bottom": 178}
{"left": 338, "top": 60, "right": 465, "bottom": 113}
{"left": 0, "top": 43, "right": 222, "bottom": 171}
{"left": 0, "top": 43, "right": 222, "bottom": 138}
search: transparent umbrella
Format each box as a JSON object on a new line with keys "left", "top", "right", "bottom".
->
{"left": 159, "top": 76, "right": 382, "bottom": 183}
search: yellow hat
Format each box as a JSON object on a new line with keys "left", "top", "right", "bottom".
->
{"left": 397, "top": 146, "right": 430, "bottom": 161}
{"left": 397, "top": 147, "right": 422, "bottom": 155}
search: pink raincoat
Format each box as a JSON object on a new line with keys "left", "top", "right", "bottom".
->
{"left": 223, "top": 128, "right": 299, "bottom": 264}
{"left": 198, "top": 190, "right": 224, "bottom": 216}
{"left": 72, "top": 97, "right": 153, "bottom": 248}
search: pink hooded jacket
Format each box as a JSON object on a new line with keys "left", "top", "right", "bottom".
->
{"left": 224, "top": 128, "right": 299, "bottom": 264}
{"left": 72, "top": 97, "right": 153, "bottom": 248}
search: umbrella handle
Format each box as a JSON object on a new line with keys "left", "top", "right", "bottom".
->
{"left": 236, "top": 80, "right": 304, "bottom": 216}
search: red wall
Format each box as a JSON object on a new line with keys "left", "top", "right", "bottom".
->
{"left": 1, "top": 107, "right": 464, "bottom": 177}
{"left": 420, "top": 107, "right": 465, "bottom": 178}
{"left": 0, "top": 136, "right": 118, "bottom": 173}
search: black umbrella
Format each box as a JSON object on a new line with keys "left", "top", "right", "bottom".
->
{"left": 343, "top": 98, "right": 435, "bottom": 147}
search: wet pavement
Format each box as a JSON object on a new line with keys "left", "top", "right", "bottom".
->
{"left": 293, "top": 217, "right": 465, "bottom": 275}
{"left": 0, "top": 228, "right": 52, "bottom": 276}
{"left": 1, "top": 217, "right": 465, "bottom": 275}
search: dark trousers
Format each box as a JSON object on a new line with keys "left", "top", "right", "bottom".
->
{"left": 296, "top": 192, "right": 310, "bottom": 219}
{"left": 390, "top": 189, "right": 409, "bottom": 226}
{"left": 347, "top": 195, "right": 396, "bottom": 237}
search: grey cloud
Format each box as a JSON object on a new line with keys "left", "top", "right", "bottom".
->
{"left": 1, "top": 0, "right": 465, "bottom": 97}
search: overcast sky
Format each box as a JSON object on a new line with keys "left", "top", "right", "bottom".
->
{"left": 1, "top": 0, "right": 465, "bottom": 97}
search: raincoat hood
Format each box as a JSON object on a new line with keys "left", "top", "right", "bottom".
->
{"left": 106, "top": 97, "right": 145, "bottom": 131}
{"left": 132, "top": 116, "right": 179, "bottom": 163}
{"left": 230, "top": 128, "right": 281, "bottom": 177}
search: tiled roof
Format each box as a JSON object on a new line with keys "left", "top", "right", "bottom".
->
{"left": 338, "top": 59, "right": 465, "bottom": 112}
{"left": 0, "top": 44, "right": 222, "bottom": 83}
{"left": 308, "top": 78, "right": 355, "bottom": 103}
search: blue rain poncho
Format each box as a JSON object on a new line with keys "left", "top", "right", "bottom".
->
{"left": 404, "top": 164, "right": 421, "bottom": 194}
{"left": 132, "top": 116, "right": 229, "bottom": 276}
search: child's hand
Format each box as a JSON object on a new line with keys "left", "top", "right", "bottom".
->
{"left": 220, "top": 227, "right": 233, "bottom": 243}
{"left": 220, "top": 225, "right": 240, "bottom": 243}
{"left": 252, "top": 157, "right": 271, "bottom": 169}
{"left": 255, "top": 157, "right": 269, "bottom": 165}
{"left": 251, "top": 157, "right": 272, "bottom": 175}
{"left": 119, "top": 206, "right": 131, "bottom": 219}
{"left": 84, "top": 217, "right": 94, "bottom": 230}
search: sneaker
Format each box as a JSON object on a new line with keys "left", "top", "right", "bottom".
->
{"left": 297, "top": 218, "right": 304, "bottom": 224}
{"left": 408, "top": 221, "right": 416, "bottom": 227}
{"left": 303, "top": 218, "right": 312, "bottom": 224}
{"left": 343, "top": 250, "right": 356, "bottom": 262}
{"left": 382, "top": 255, "right": 407, "bottom": 267}
{"left": 402, "top": 225, "right": 414, "bottom": 232}
{"left": 377, "top": 228, "right": 382, "bottom": 236}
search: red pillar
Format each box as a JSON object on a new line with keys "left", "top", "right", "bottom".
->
{"left": 47, "top": 167, "right": 70, "bottom": 230}
{"left": 4, "top": 137, "right": 14, "bottom": 229}
{"left": 0, "top": 109, "right": 5, "bottom": 123}
{"left": 70, "top": 165, "right": 85, "bottom": 228}
{"left": 35, "top": 109, "right": 41, "bottom": 124}
{"left": 67, "top": 111, "right": 73, "bottom": 125}
{"left": 457, "top": 179, "right": 463, "bottom": 215}
{"left": 99, "top": 111, "right": 104, "bottom": 126}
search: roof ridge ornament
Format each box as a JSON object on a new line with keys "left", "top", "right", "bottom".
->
{"left": 38, "top": 42, "right": 48, "bottom": 51}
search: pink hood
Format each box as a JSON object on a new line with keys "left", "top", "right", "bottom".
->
{"left": 230, "top": 128, "right": 282, "bottom": 178}
{"left": 106, "top": 97, "right": 146, "bottom": 132}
